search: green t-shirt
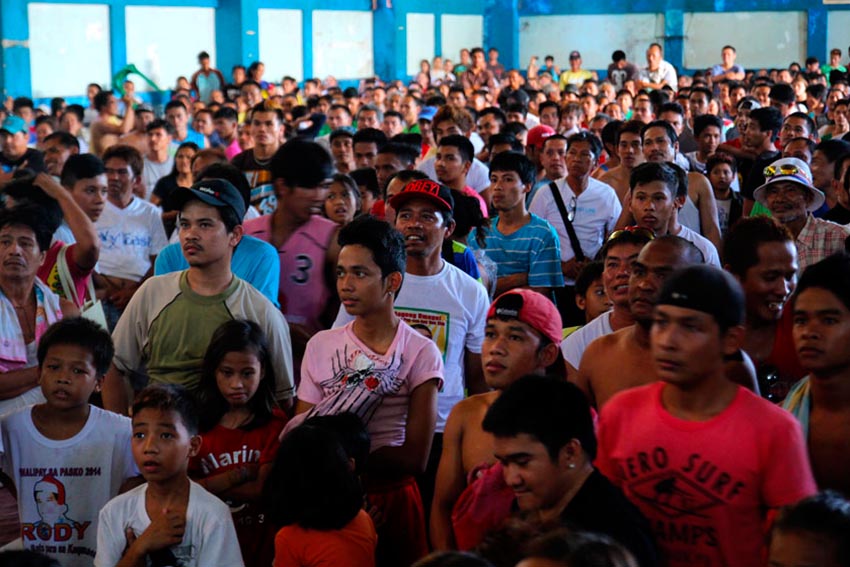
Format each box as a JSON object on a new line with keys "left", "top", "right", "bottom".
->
{"left": 145, "top": 272, "right": 240, "bottom": 392}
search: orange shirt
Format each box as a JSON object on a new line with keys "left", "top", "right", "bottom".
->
{"left": 273, "top": 509, "right": 377, "bottom": 567}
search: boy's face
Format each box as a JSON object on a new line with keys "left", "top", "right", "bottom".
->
{"left": 132, "top": 408, "right": 200, "bottom": 483}
{"left": 482, "top": 318, "right": 550, "bottom": 390}
{"left": 490, "top": 169, "right": 529, "bottom": 212}
{"left": 434, "top": 145, "right": 470, "bottom": 185}
{"left": 39, "top": 344, "right": 101, "bottom": 410}
{"left": 336, "top": 243, "right": 399, "bottom": 316}
{"left": 793, "top": 287, "right": 850, "bottom": 375}
{"left": 577, "top": 277, "right": 612, "bottom": 322}
{"left": 70, "top": 175, "right": 108, "bottom": 222}
{"left": 630, "top": 181, "right": 680, "bottom": 234}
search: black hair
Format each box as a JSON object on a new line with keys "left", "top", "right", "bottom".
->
{"left": 132, "top": 384, "right": 199, "bottom": 436}
{"left": 784, "top": 112, "right": 815, "bottom": 137}
{"left": 329, "top": 172, "right": 362, "bottom": 212}
{"left": 524, "top": 529, "right": 638, "bottom": 567}
{"left": 63, "top": 104, "right": 84, "bottom": 123}
{"left": 482, "top": 376, "right": 597, "bottom": 460}
{"left": 487, "top": 133, "right": 523, "bottom": 154}
{"left": 271, "top": 139, "right": 333, "bottom": 188}
{"left": 304, "top": 412, "right": 370, "bottom": 475}
{"left": 449, "top": 193, "right": 488, "bottom": 249}
{"left": 505, "top": 103, "right": 527, "bottom": 118}
{"left": 769, "top": 83, "right": 796, "bottom": 105}
{"left": 795, "top": 252, "right": 850, "bottom": 312}
{"left": 265, "top": 425, "right": 364, "bottom": 530}
{"left": 479, "top": 107, "right": 507, "bottom": 125}
{"left": 439, "top": 134, "right": 475, "bottom": 164}
{"left": 102, "top": 144, "right": 143, "bottom": 177}
{"left": 502, "top": 122, "right": 527, "bottom": 139}
{"left": 164, "top": 99, "right": 189, "bottom": 114}
{"left": 61, "top": 154, "right": 106, "bottom": 189}
{"left": 2, "top": 179, "right": 63, "bottom": 237}
{"left": 197, "top": 320, "right": 277, "bottom": 432}
{"left": 722, "top": 216, "right": 793, "bottom": 277}
{"left": 35, "top": 116, "right": 56, "bottom": 129}
{"left": 575, "top": 260, "right": 605, "bottom": 298}
{"left": 705, "top": 151, "right": 738, "bottom": 175}
{"left": 37, "top": 318, "right": 114, "bottom": 376}
{"left": 350, "top": 167, "right": 381, "bottom": 199}
{"left": 597, "top": 228, "right": 653, "bottom": 261}
{"left": 538, "top": 100, "right": 559, "bottom": 115}
{"left": 352, "top": 128, "right": 388, "bottom": 151}
{"left": 689, "top": 86, "right": 713, "bottom": 102}
{"left": 806, "top": 83, "right": 827, "bottom": 102}
{"left": 612, "top": 50, "right": 626, "bottom": 63}
{"left": 42, "top": 131, "right": 78, "bottom": 151}
{"left": 771, "top": 491, "right": 850, "bottom": 567}
{"left": 92, "top": 90, "right": 114, "bottom": 112}
{"left": 641, "top": 120, "right": 678, "bottom": 146}
{"left": 815, "top": 139, "right": 850, "bottom": 165}
{"left": 377, "top": 141, "right": 419, "bottom": 166}
{"left": 413, "top": 551, "right": 495, "bottom": 567}
{"left": 338, "top": 215, "right": 406, "bottom": 279}
{"left": 616, "top": 120, "right": 644, "bottom": 146}
{"left": 145, "top": 118, "right": 174, "bottom": 136}
{"left": 600, "top": 119, "right": 623, "bottom": 148}
{"left": 12, "top": 97, "right": 34, "bottom": 112}
{"left": 489, "top": 151, "right": 536, "bottom": 185}
{"left": 567, "top": 131, "right": 603, "bottom": 160}
{"left": 658, "top": 101, "right": 685, "bottom": 117}
{"left": 629, "top": 161, "right": 686, "bottom": 198}
{"left": 50, "top": 98, "right": 65, "bottom": 116}
{"left": 213, "top": 106, "right": 238, "bottom": 122}
{"left": 748, "top": 107, "right": 784, "bottom": 141}
{"left": 693, "top": 114, "right": 723, "bottom": 137}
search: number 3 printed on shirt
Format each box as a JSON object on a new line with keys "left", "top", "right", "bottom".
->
{"left": 291, "top": 254, "right": 313, "bottom": 285}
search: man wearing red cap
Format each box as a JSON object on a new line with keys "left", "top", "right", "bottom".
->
{"left": 431, "top": 288, "right": 563, "bottom": 550}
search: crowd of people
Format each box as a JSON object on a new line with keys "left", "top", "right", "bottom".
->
{"left": 0, "top": 39, "right": 849, "bottom": 567}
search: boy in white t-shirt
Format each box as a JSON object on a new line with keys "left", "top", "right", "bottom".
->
{"left": 95, "top": 384, "right": 243, "bottom": 567}
{"left": 0, "top": 318, "right": 137, "bottom": 567}
{"left": 289, "top": 215, "right": 444, "bottom": 567}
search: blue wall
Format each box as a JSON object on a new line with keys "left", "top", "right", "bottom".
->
{"left": 2, "top": 0, "right": 846, "bottom": 100}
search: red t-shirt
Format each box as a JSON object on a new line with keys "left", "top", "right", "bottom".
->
{"left": 597, "top": 382, "right": 816, "bottom": 567}
{"left": 273, "top": 509, "right": 377, "bottom": 567}
{"left": 190, "top": 410, "right": 288, "bottom": 566}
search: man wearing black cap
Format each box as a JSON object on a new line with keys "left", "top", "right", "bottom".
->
{"left": 597, "top": 264, "right": 816, "bottom": 567}
{"left": 558, "top": 51, "right": 596, "bottom": 90}
{"left": 102, "top": 178, "right": 294, "bottom": 414}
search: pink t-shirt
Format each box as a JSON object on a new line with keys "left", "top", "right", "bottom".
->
{"left": 224, "top": 138, "right": 242, "bottom": 161}
{"left": 596, "top": 382, "right": 816, "bottom": 567}
{"left": 38, "top": 242, "right": 92, "bottom": 307}
{"left": 292, "top": 321, "right": 444, "bottom": 451}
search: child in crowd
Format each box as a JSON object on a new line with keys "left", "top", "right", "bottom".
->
{"left": 94, "top": 384, "right": 243, "bottom": 567}
{"left": 0, "top": 318, "right": 136, "bottom": 567}
{"left": 267, "top": 425, "right": 377, "bottom": 567}
{"left": 768, "top": 491, "right": 850, "bottom": 567}
{"left": 563, "top": 260, "right": 610, "bottom": 338}
{"left": 190, "top": 319, "right": 288, "bottom": 566}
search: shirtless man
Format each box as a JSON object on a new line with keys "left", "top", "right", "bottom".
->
{"left": 600, "top": 120, "right": 645, "bottom": 202}
{"left": 563, "top": 228, "right": 653, "bottom": 380}
{"left": 573, "top": 236, "right": 702, "bottom": 408}
{"left": 89, "top": 90, "right": 135, "bottom": 157}
{"left": 430, "top": 289, "right": 562, "bottom": 550}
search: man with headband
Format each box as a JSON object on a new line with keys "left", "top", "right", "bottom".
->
{"left": 597, "top": 265, "right": 816, "bottom": 567}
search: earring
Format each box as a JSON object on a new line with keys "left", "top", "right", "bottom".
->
{"left": 568, "top": 463, "right": 576, "bottom": 469}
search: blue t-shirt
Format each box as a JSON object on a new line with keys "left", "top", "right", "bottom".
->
{"left": 469, "top": 213, "right": 564, "bottom": 288}
{"left": 171, "top": 127, "right": 207, "bottom": 151}
{"left": 449, "top": 241, "right": 481, "bottom": 281}
{"left": 153, "top": 235, "right": 280, "bottom": 306}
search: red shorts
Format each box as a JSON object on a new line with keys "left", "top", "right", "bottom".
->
{"left": 365, "top": 475, "right": 429, "bottom": 567}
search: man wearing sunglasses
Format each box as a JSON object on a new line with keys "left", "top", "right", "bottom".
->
{"left": 753, "top": 157, "right": 850, "bottom": 273}
{"left": 529, "top": 131, "right": 621, "bottom": 325}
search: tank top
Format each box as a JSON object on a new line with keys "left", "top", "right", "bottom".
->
{"left": 678, "top": 194, "right": 702, "bottom": 235}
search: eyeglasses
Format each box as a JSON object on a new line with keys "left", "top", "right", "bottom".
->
{"left": 763, "top": 163, "right": 812, "bottom": 182}
{"left": 567, "top": 196, "right": 577, "bottom": 222}
{"left": 606, "top": 226, "right": 655, "bottom": 242}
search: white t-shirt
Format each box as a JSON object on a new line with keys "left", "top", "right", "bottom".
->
{"left": 419, "top": 156, "right": 491, "bottom": 193}
{"left": 95, "top": 197, "right": 168, "bottom": 281}
{"left": 292, "top": 321, "right": 444, "bottom": 452}
{"left": 529, "top": 177, "right": 622, "bottom": 284}
{"left": 673, "top": 224, "right": 721, "bottom": 266}
{"left": 95, "top": 481, "right": 243, "bottom": 567}
{"left": 0, "top": 406, "right": 137, "bottom": 566}
{"left": 333, "top": 262, "right": 488, "bottom": 431}
{"left": 560, "top": 310, "right": 613, "bottom": 370}
{"left": 142, "top": 156, "right": 174, "bottom": 201}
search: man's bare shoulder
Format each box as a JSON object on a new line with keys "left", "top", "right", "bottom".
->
{"left": 600, "top": 166, "right": 626, "bottom": 182}
{"left": 452, "top": 391, "right": 499, "bottom": 419}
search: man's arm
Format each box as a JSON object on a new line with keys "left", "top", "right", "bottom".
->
{"left": 430, "top": 402, "right": 469, "bottom": 549}
{"left": 494, "top": 273, "right": 528, "bottom": 296}
{"left": 102, "top": 363, "right": 132, "bottom": 416}
{"left": 463, "top": 351, "right": 487, "bottom": 395}
{"left": 0, "top": 367, "right": 40, "bottom": 400}
{"left": 690, "top": 173, "right": 722, "bottom": 250}
{"left": 34, "top": 173, "right": 99, "bottom": 271}
{"left": 571, "top": 341, "right": 600, "bottom": 408}
{"left": 368, "top": 379, "right": 439, "bottom": 476}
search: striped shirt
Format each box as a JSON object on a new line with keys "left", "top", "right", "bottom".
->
{"left": 469, "top": 213, "right": 564, "bottom": 288}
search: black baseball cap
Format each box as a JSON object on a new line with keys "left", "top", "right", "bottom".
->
{"left": 170, "top": 178, "right": 247, "bottom": 220}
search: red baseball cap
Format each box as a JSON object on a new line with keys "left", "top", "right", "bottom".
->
{"left": 487, "top": 289, "right": 563, "bottom": 344}
{"left": 527, "top": 125, "right": 556, "bottom": 149}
